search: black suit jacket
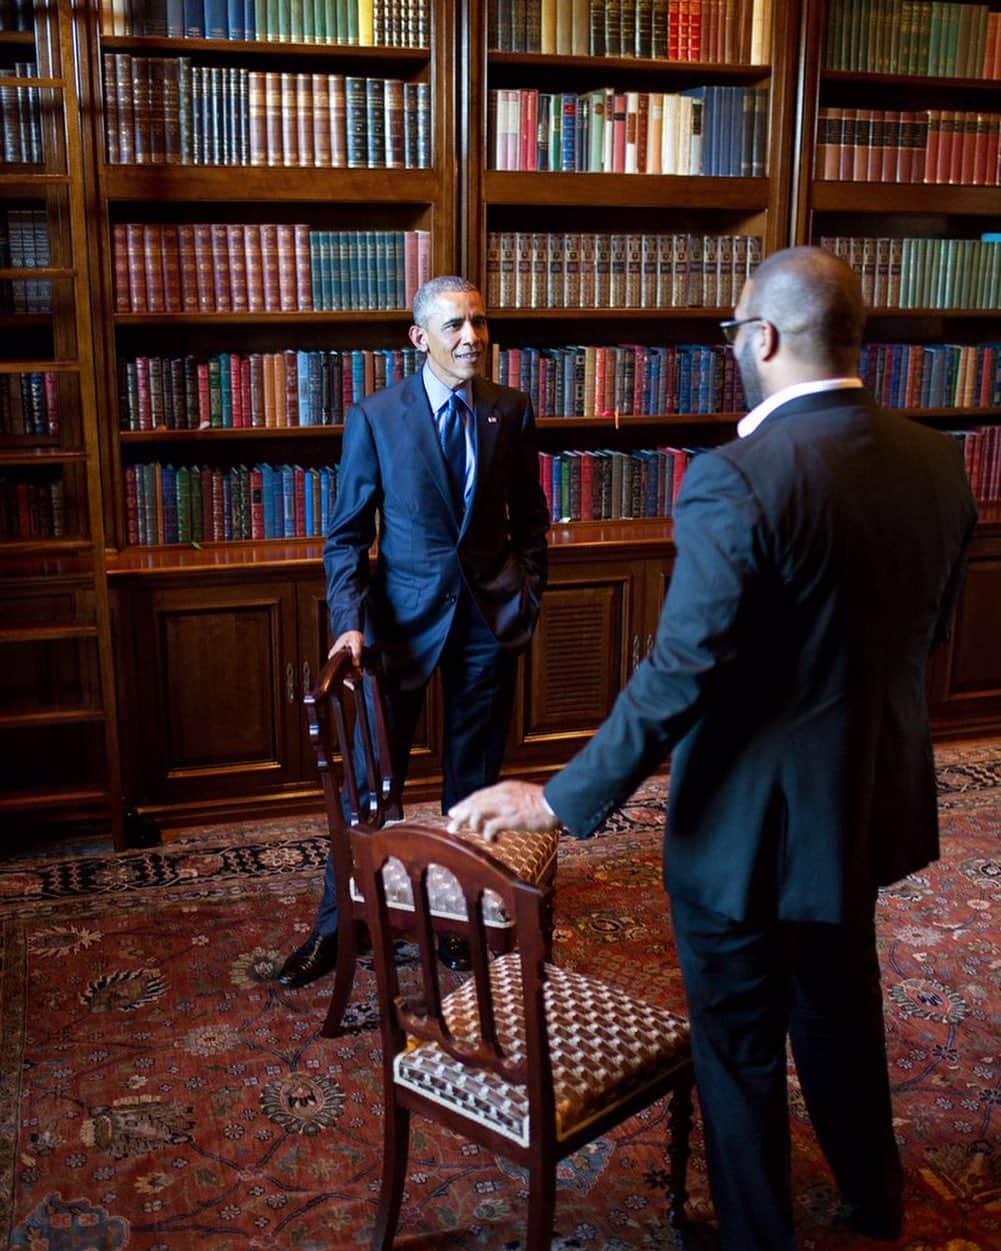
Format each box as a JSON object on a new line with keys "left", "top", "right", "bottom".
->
{"left": 546, "top": 388, "right": 977, "bottom": 923}
{"left": 324, "top": 371, "right": 549, "bottom": 685}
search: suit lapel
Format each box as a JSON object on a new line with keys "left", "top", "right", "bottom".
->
{"left": 402, "top": 373, "right": 455, "bottom": 516}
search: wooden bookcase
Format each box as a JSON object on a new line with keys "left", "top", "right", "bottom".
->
{"left": 0, "top": 0, "right": 122, "bottom": 844}
{"left": 794, "top": 0, "right": 1001, "bottom": 737}
{"left": 2, "top": 0, "right": 998, "bottom": 839}
{"left": 79, "top": 1, "right": 459, "bottom": 824}
{"left": 460, "top": 0, "right": 801, "bottom": 773}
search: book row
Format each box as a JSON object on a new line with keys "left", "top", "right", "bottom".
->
{"left": 818, "top": 235, "right": 1001, "bottom": 311}
{"left": 955, "top": 426, "right": 1001, "bottom": 502}
{"left": 0, "top": 371, "right": 60, "bottom": 437}
{"left": 490, "top": 85, "right": 767, "bottom": 178}
{"left": 101, "top": 0, "right": 429, "bottom": 47}
{"left": 124, "top": 461, "right": 339, "bottom": 545}
{"left": 861, "top": 343, "right": 1001, "bottom": 411}
{"left": 0, "top": 208, "right": 51, "bottom": 315}
{"left": 816, "top": 108, "right": 1001, "bottom": 187}
{"left": 0, "top": 472, "right": 64, "bottom": 539}
{"left": 111, "top": 224, "right": 432, "bottom": 314}
{"left": 0, "top": 0, "right": 31, "bottom": 31}
{"left": 539, "top": 446, "right": 698, "bottom": 523}
{"left": 491, "top": 343, "right": 745, "bottom": 418}
{"left": 0, "top": 66, "right": 43, "bottom": 166}
{"left": 119, "top": 347, "right": 423, "bottom": 431}
{"left": 488, "top": 0, "right": 772, "bottom": 64}
{"left": 102, "top": 57, "right": 431, "bottom": 170}
{"left": 486, "top": 231, "right": 762, "bottom": 310}
{"left": 823, "top": 0, "right": 1001, "bottom": 79}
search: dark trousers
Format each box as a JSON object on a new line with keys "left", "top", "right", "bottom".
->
{"left": 670, "top": 894, "right": 902, "bottom": 1251}
{"left": 316, "top": 591, "right": 518, "bottom": 934}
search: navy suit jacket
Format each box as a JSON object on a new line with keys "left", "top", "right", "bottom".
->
{"left": 324, "top": 371, "right": 549, "bottom": 686}
{"left": 546, "top": 388, "right": 977, "bottom": 923}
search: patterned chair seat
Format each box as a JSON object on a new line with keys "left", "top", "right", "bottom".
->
{"left": 349, "top": 826, "right": 559, "bottom": 929}
{"left": 395, "top": 951, "right": 691, "bottom": 1147}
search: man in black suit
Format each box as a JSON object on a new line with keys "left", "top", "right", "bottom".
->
{"left": 278, "top": 275, "right": 549, "bottom": 987}
{"left": 449, "top": 247, "right": 977, "bottom": 1249}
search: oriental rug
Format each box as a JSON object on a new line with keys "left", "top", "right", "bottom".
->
{"left": 1, "top": 741, "right": 1000, "bottom": 1251}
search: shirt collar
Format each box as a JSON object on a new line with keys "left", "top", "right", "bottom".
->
{"left": 422, "top": 362, "right": 473, "bottom": 417}
{"left": 737, "top": 377, "right": 864, "bottom": 438}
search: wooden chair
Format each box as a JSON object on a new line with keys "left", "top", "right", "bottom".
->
{"left": 304, "top": 648, "right": 559, "bottom": 1037}
{"left": 352, "top": 821, "right": 695, "bottom": 1251}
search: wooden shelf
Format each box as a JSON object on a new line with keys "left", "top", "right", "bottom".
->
{"left": 0, "top": 174, "right": 72, "bottom": 195}
{"left": 821, "top": 69, "right": 1001, "bottom": 91}
{"left": 483, "top": 171, "right": 771, "bottom": 208}
{"left": 489, "top": 52, "right": 770, "bottom": 78}
{"left": 113, "top": 309, "right": 412, "bottom": 325}
{"left": 812, "top": 182, "right": 1001, "bottom": 215}
{"left": 0, "top": 706, "right": 105, "bottom": 730}
{"left": 0, "top": 448, "right": 85, "bottom": 465}
{"left": 488, "top": 306, "right": 733, "bottom": 321}
{"left": 536, "top": 413, "right": 740, "bottom": 429}
{"left": 120, "top": 425, "right": 343, "bottom": 441}
{"left": 103, "top": 165, "right": 439, "bottom": 202}
{"left": 0, "top": 624, "right": 98, "bottom": 644}
{"left": 0, "top": 785, "right": 110, "bottom": 815}
{"left": 97, "top": 34, "right": 429, "bottom": 59}
{"left": 0, "top": 537, "right": 93, "bottom": 555}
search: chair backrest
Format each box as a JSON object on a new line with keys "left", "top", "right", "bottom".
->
{"left": 304, "top": 647, "right": 402, "bottom": 841}
{"left": 352, "top": 822, "right": 554, "bottom": 1105}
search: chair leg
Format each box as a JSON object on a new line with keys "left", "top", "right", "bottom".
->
{"left": 542, "top": 884, "right": 556, "bottom": 962}
{"left": 320, "top": 919, "right": 361, "bottom": 1038}
{"left": 525, "top": 1161, "right": 556, "bottom": 1251}
{"left": 667, "top": 1073, "right": 695, "bottom": 1233}
{"left": 372, "top": 1095, "right": 410, "bottom": 1251}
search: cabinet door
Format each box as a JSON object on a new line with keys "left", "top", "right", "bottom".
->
{"left": 506, "top": 558, "right": 647, "bottom": 771}
{"left": 122, "top": 580, "right": 301, "bottom": 811}
{"left": 929, "top": 537, "right": 1001, "bottom": 737}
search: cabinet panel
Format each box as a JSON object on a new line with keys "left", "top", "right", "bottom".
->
{"left": 125, "top": 580, "right": 300, "bottom": 807}
{"left": 509, "top": 560, "right": 645, "bottom": 770}
{"left": 930, "top": 543, "right": 1001, "bottom": 736}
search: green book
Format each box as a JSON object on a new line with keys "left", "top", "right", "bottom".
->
{"left": 290, "top": 0, "right": 303, "bottom": 42}
{"left": 927, "top": 1, "right": 944, "bottom": 76}
{"left": 208, "top": 356, "right": 223, "bottom": 427}
{"left": 190, "top": 465, "right": 203, "bottom": 541}
{"left": 219, "top": 352, "right": 233, "bottom": 427}
{"left": 176, "top": 465, "right": 192, "bottom": 542}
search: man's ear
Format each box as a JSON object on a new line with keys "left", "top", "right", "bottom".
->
{"left": 408, "top": 323, "right": 426, "bottom": 351}
{"left": 760, "top": 319, "right": 780, "bottom": 361}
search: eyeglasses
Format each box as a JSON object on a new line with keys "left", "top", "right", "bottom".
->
{"left": 719, "top": 317, "right": 766, "bottom": 345}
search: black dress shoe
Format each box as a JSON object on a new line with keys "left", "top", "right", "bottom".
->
{"left": 833, "top": 1202, "right": 902, "bottom": 1241}
{"left": 437, "top": 934, "right": 472, "bottom": 971}
{"left": 277, "top": 932, "right": 339, "bottom": 987}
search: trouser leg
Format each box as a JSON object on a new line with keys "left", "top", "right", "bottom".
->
{"left": 437, "top": 593, "right": 517, "bottom": 811}
{"left": 670, "top": 895, "right": 798, "bottom": 1251}
{"left": 788, "top": 909, "right": 902, "bottom": 1231}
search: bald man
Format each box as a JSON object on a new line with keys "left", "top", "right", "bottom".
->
{"left": 450, "top": 247, "right": 978, "bottom": 1249}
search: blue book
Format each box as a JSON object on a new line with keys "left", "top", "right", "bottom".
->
{"left": 162, "top": 465, "right": 178, "bottom": 543}
{"left": 320, "top": 469, "right": 332, "bottom": 534}
{"left": 297, "top": 350, "right": 313, "bottom": 424}
{"left": 184, "top": 0, "right": 204, "bottom": 36}
{"left": 304, "top": 468, "right": 315, "bottom": 535}
{"left": 351, "top": 352, "right": 366, "bottom": 404}
{"left": 561, "top": 95, "right": 576, "bottom": 173}
{"left": 166, "top": 0, "right": 185, "bottom": 36}
{"left": 259, "top": 464, "right": 274, "bottom": 537}
{"left": 203, "top": 0, "right": 227, "bottom": 38}
{"left": 227, "top": 0, "right": 245, "bottom": 39}
{"left": 278, "top": 465, "right": 294, "bottom": 537}
{"left": 244, "top": 0, "right": 256, "bottom": 38}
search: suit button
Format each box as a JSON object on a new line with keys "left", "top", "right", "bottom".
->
{"left": 445, "top": 593, "right": 457, "bottom": 605}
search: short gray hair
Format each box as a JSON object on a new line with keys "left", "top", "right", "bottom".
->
{"left": 412, "top": 275, "right": 479, "bottom": 327}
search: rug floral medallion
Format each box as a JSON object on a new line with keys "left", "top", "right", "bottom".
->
{"left": 1, "top": 742, "right": 1000, "bottom": 1250}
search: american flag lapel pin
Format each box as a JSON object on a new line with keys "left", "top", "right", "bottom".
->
{"left": 487, "top": 410, "right": 499, "bottom": 424}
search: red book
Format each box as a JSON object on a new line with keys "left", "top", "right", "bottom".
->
{"left": 135, "top": 356, "right": 152, "bottom": 429}
{"left": 879, "top": 110, "right": 899, "bottom": 181}
{"left": 250, "top": 466, "right": 264, "bottom": 538}
{"left": 160, "top": 224, "right": 181, "bottom": 311}
{"left": 580, "top": 451, "right": 594, "bottom": 521}
{"left": 865, "top": 111, "right": 882, "bottom": 181}
{"left": 519, "top": 89, "right": 538, "bottom": 172}
{"left": 276, "top": 223, "right": 297, "bottom": 311}
{"left": 417, "top": 230, "right": 432, "bottom": 298}
{"left": 248, "top": 71, "right": 266, "bottom": 166}
{"left": 852, "top": 110, "right": 871, "bottom": 181}
{"left": 230, "top": 354, "right": 243, "bottom": 427}
{"left": 112, "top": 223, "right": 131, "bottom": 312}
{"left": 210, "top": 222, "right": 232, "bottom": 312}
{"left": 260, "top": 223, "right": 280, "bottom": 311}
{"left": 177, "top": 223, "right": 199, "bottom": 311}
{"left": 971, "top": 113, "right": 989, "bottom": 185}
{"left": 293, "top": 468, "right": 306, "bottom": 535}
{"left": 125, "top": 465, "right": 139, "bottom": 545}
{"left": 959, "top": 112, "right": 977, "bottom": 185}
{"left": 816, "top": 108, "right": 840, "bottom": 179}
{"left": 142, "top": 224, "right": 165, "bottom": 312}
{"left": 925, "top": 109, "right": 942, "bottom": 183}
{"left": 611, "top": 94, "right": 627, "bottom": 174}
{"left": 539, "top": 452, "right": 553, "bottom": 518}
{"left": 294, "top": 223, "right": 312, "bottom": 310}
{"left": 192, "top": 223, "right": 214, "bottom": 312}
{"left": 196, "top": 363, "right": 211, "bottom": 428}
{"left": 668, "top": 447, "right": 691, "bottom": 512}
{"left": 240, "top": 357, "right": 253, "bottom": 429}
{"left": 227, "top": 224, "right": 248, "bottom": 311}
{"left": 838, "top": 108, "right": 856, "bottom": 181}
{"left": 243, "top": 225, "right": 265, "bottom": 312}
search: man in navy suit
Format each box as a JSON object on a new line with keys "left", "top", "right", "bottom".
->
{"left": 449, "top": 248, "right": 977, "bottom": 1248}
{"left": 278, "top": 275, "right": 549, "bottom": 986}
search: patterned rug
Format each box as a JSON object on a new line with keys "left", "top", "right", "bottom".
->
{"left": 1, "top": 741, "right": 1000, "bottom": 1250}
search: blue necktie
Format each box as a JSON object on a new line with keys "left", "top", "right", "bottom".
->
{"left": 440, "top": 391, "right": 466, "bottom": 515}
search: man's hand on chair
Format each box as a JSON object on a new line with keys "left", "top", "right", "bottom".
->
{"left": 448, "top": 781, "right": 559, "bottom": 842}
{"left": 329, "top": 630, "right": 364, "bottom": 666}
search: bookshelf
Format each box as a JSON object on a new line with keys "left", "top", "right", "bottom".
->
{"left": 457, "top": 0, "right": 800, "bottom": 774}
{"left": 795, "top": 0, "right": 1001, "bottom": 736}
{"left": 77, "top": 0, "right": 458, "bottom": 824}
{"left": 0, "top": 0, "right": 123, "bottom": 843}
